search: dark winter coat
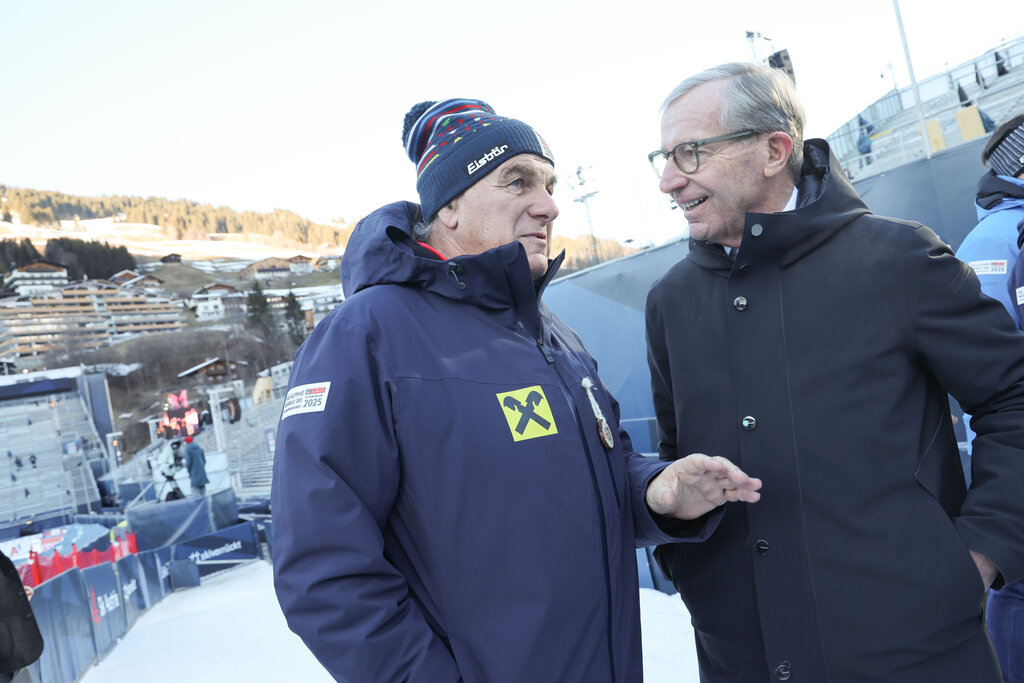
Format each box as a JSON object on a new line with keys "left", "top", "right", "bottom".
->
{"left": 272, "top": 201, "right": 718, "bottom": 683}
{"left": 646, "top": 139, "right": 1024, "bottom": 682}
{"left": 0, "top": 552, "right": 42, "bottom": 674}
{"left": 184, "top": 442, "right": 208, "bottom": 488}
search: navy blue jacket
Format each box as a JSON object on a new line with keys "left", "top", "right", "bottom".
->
{"left": 271, "top": 201, "right": 715, "bottom": 683}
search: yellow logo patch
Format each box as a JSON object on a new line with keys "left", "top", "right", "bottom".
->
{"left": 496, "top": 386, "right": 558, "bottom": 442}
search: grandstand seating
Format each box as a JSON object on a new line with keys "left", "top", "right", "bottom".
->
{"left": 117, "top": 395, "right": 283, "bottom": 503}
{"left": 828, "top": 34, "right": 1024, "bottom": 181}
{"left": 0, "top": 391, "right": 104, "bottom": 523}
{"left": 220, "top": 397, "right": 282, "bottom": 498}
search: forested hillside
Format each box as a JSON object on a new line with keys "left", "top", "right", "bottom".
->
{"left": 1, "top": 186, "right": 352, "bottom": 249}
{"left": 0, "top": 237, "right": 135, "bottom": 280}
{"left": 0, "top": 186, "right": 635, "bottom": 275}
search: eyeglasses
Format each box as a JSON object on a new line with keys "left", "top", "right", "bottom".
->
{"left": 648, "top": 130, "right": 759, "bottom": 177}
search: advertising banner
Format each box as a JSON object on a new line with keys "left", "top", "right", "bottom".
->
{"left": 153, "top": 546, "right": 173, "bottom": 595}
{"left": 171, "top": 521, "right": 260, "bottom": 577}
{"left": 257, "top": 518, "right": 272, "bottom": 561}
{"left": 82, "top": 563, "right": 127, "bottom": 655}
{"left": 169, "top": 559, "right": 201, "bottom": 590}
{"left": 30, "top": 570, "right": 96, "bottom": 683}
{"left": 136, "top": 549, "right": 165, "bottom": 608}
{"left": 116, "top": 555, "right": 146, "bottom": 629}
{"left": 209, "top": 487, "right": 239, "bottom": 531}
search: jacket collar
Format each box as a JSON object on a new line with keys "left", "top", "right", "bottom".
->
{"left": 976, "top": 169, "right": 1024, "bottom": 210}
{"left": 340, "top": 200, "right": 563, "bottom": 312}
{"left": 687, "top": 139, "right": 872, "bottom": 274}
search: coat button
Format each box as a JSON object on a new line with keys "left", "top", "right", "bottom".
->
{"left": 754, "top": 539, "right": 770, "bottom": 555}
{"left": 751, "top": 223, "right": 764, "bottom": 237}
{"left": 775, "top": 661, "right": 791, "bottom": 680}
{"left": 733, "top": 296, "right": 748, "bottom": 311}
{"left": 742, "top": 416, "right": 757, "bottom": 430}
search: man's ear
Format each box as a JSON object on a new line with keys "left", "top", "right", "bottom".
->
{"left": 436, "top": 200, "right": 459, "bottom": 230}
{"left": 764, "top": 132, "right": 794, "bottom": 178}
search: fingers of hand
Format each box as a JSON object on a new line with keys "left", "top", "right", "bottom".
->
{"left": 699, "top": 472, "right": 761, "bottom": 504}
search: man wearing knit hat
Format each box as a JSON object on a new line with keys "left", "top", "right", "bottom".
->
{"left": 182, "top": 435, "right": 208, "bottom": 497}
{"left": 271, "top": 98, "right": 761, "bottom": 682}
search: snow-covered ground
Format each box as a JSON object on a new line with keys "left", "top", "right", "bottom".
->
{"left": 1, "top": 217, "right": 337, "bottom": 261}
{"left": 78, "top": 560, "right": 700, "bottom": 682}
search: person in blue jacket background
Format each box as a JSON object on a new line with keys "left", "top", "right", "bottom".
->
{"left": 183, "top": 436, "right": 208, "bottom": 496}
{"left": 271, "top": 98, "right": 762, "bottom": 683}
{"left": 957, "top": 112, "right": 1024, "bottom": 683}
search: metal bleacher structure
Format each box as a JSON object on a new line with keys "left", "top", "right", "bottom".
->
{"left": 117, "top": 391, "right": 284, "bottom": 504}
{"left": 217, "top": 394, "right": 283, "bottom": 498}
{"left": 0, "top": 373, "right": 105, "bottom": 525}
{"left": 827, "top": 33, "right": 1024, "bottom": 183}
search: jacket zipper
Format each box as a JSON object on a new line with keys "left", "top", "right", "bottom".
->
{"left": 509, "top": 267, "right": 618, "bottom": 681}
{"left": 514, "top": 317, "right": 618, "bottom": 682}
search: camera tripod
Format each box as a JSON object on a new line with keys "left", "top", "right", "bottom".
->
{"left": 158, "top": 473, "right": 185, "bottom": 501}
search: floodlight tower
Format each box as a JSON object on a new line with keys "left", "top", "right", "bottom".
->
{"left": 566, "top": 165, "right": 601, "bottom": 266}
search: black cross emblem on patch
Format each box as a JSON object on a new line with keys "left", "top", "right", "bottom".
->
{"left": 502, "top": 391, "right": 551, "bottom": 434}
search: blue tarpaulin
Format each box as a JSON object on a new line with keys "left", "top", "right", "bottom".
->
{"left": 135, "top": 549, "right": 165, "bottom": 609}
{"left": 82, "top": 563, "right": 126, "bottom": 656}
{"left": 209, "top": 488, "right": 239, "bottom": 530}
{"left": 255, "top": 518, "right": 272, "bottom": 561}
{"left": 28, "top": 569, "right": 96, "bottom": 683}
{"left": 153, "top": 546, "right": 173, "bottom": 595}
{"left": 117, "top": 555, "right": 146, "bottom": 629}
{"left": 128, "top": 490, "right": 241, "bottom": 551}
{"left": 169, "top": 559, "right": 200, "bottom": 590}
{"left": 128, "top": 496, "right": 214, "bottom": 550}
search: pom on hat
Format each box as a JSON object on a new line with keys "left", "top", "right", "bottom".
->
{"left": 402, "top": 101, "right": 436, "bottom": 147}
{"left": 401, "top": 98, "right": 554, "bottom": 221}
{"left": 185, "top": 436, "right": 193, "bottom": 443}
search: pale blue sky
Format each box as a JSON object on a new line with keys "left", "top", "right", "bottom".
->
{"left": 2, "top": 0, "right": 1022, "bottom": 246}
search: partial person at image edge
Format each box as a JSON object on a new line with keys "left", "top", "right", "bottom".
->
{"left": 1, "top": 550, "right": 42, "bottom": 683}
{"left": 957, "top": 111, "right": 1024, "bottom": 683}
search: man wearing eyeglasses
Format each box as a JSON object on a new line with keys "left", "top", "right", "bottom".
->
{"left": 645, "top": 62, "right": 1024, "bottom": 682}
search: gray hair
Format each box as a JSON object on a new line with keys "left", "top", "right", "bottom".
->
{"left": 412, "top": 217, "right": 434, "bottom": 242}
{"left": 662, "top": 62, "right": 805, "bottom": 179}
{"left": 412, "top": 196, "right": 459, "bottom": 244}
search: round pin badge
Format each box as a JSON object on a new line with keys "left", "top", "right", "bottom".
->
{"left": 597, "top": 417, "right": 614, "bottom": 450}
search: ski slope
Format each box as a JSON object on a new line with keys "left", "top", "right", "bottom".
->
{"left": 78, "top": 561, "right": 700, "bottom": 682}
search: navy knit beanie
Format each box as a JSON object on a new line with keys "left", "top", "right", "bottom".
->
{"left": 402, "top": 98, "right": 554, "bottom": 221}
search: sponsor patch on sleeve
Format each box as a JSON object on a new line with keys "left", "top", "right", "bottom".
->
{"left": 968, "top": 259, "right": 1008, "bottom": 275}
{"left": 281, "top": 382, "right": 331, "bottom": 419}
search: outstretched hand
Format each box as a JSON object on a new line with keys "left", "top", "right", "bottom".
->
{"left": 646, "top": 454, "right": 762, "bottom": 520}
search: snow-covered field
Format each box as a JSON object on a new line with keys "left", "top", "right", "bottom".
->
{"left": 78, "top": 561, "right": 700, "bottom": 682}
{"left": 1, "top": 217, "right": 335, "bottom": 261}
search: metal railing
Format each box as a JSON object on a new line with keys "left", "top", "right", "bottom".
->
{"left": 828, "top": 33, "right": 1024, "bottom": 180}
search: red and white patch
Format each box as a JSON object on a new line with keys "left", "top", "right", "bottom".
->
{"left": 282, "top": 382, "right": 331, "bottom": 419}
{"left": 968, "top": 259, "right": 1008, "bottom": 275}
